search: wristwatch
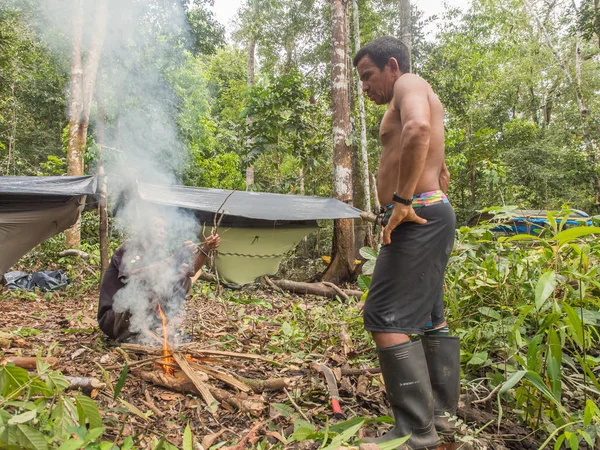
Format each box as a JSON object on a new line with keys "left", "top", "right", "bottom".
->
{"left": 392, "top": 192, "right": 412, "bottom": 205}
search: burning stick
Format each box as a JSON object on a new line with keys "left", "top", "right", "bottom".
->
{"left": 156, "top": 303, "right": 175, "bottom": 376}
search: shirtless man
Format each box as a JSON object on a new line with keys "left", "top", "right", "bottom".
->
{"left": 354, "top": 36, "right": 459, "bottom": 449}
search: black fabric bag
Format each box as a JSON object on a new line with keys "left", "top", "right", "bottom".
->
{"left": 4, "top": 270, "right": 70, "bottom": 291}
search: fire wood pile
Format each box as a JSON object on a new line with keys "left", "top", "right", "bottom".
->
{"left": 122, "top": 340, "right": 292, "bottom": 417}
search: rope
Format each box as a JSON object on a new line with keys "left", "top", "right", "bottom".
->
{"left": 218, "top": 252, "right": 285, "bottom": 259}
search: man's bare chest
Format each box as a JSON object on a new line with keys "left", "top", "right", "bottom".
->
{"left": 379, "top": 107, "right": 402, "bottom": 147}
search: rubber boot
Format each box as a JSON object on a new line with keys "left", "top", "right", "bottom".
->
{"left": 421, "top": 335, "right": 461, "bottom": 434}
{"left": 366, "top": 340, "right": 440, "bottom": 450}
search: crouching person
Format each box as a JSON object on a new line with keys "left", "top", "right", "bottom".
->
{"left": 97, "top": 215, "right": 220, "bottom": 343}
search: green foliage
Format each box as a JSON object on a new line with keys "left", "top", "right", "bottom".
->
{"left": 0, "top": 361, "right": 115, "bottom": 449}
{"left": 244, "top": 69, "right": 330, "bottom": 194}
{"left": 448, "top": 209, "right": 600, "bottom": 446}
{"left": 0, "top": 5, "right": 68, "bottom": 175}
{"left": 357, "top": 208, "right": 600, "bottom": 446}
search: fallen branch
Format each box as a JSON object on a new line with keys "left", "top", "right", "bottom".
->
{"left": 132, "top": 369, "right": 265, "bottom": 416}
{"left": 264, "top": 279, "right": 363, "bottom": 300}
{"left": 63, "top": 376, "right": 105, "bottom": 392}
{"left": 286, "top": 367, "right": 380, "bottom": 377}
{"left": 234, "top": 375, "right": 291, "bottom": 393}
{"left": 199, "top": 272, "right": 363, "bottom": 299}
{"left": 1, "top": 357, "right": 58, "bottom": 370}
{"left": 59, "top": 249, "right": 90, "bottom": 260}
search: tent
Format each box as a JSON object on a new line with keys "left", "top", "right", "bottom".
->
{"left": 1, "top": 177, "right": 362, "bottom": 284}
{"left": 0, "top": 176, "right": 97, "bottom": 277}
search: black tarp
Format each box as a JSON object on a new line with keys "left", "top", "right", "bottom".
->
{"left": 0, "top": 176, "right": 98, "bottom": 212}
{"left": 137, "top": 182, "right": 362, "bottom": 226}
{"left": 0, "top": 176, "right": 97, "bottom": 276}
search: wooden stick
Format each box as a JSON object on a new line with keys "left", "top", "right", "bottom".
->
{"left": 1, "top": 357, "right": 58, "bottom": 370}
{"left": 284, "top": 388, "right": 310, "bottom": 422}
{"left": 122, "top": 343, "right": 279, "bottom": 365}
{"left": 172, "top": 353, "right": 218, "bottom": 414}
{"left": 234, "top": 376, "right": 291, "bottom": 393}
{"left": 286, "top": 367, "right": 381, "bottom": 377}
{"left": 59, "top": 249, "right": 90, "bottom": 260}
{"left": 187, "top": 361, "right": 251, "bottom": 393}
{"left": 322, "top": 281, "right": 349, "bottom": 300}
{"left": 63, "top": 376, "right": 105, "bottom": 391}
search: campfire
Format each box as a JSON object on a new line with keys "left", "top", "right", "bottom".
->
{"left": 126, "top": 305, "right": 294, "bottom": 417}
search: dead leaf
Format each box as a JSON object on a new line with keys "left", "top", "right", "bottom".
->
{"left": 71, "top": 348, "right": 86, "bottom": 360}
{"left": 266, "top": 431, "right": 287, "bottom": 445}
{"left": 356, "top": 375, "right": 369, "bottom": 396}
{"left": 201, "top": 429, "right": 226, "bottom": 449}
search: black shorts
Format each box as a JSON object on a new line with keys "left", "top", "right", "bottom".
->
{"left": 363, "top": 202, "right": 455, "bottom": 335}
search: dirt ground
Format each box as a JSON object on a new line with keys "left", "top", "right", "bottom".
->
{"left": 0, "top": 279, "right": 535, "bottom": 450}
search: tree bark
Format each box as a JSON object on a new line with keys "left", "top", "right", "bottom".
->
{"left": 323, "top": 0, "right": 355, "bottom": 284}
{"left": 352, "top": 0, "right": 373, "bottom": 251}
{"left": 66, "top": 0, "right": 109, "bottom": 247}
{"left": 353, "top": 0, "right": 370, "bottom": 212}
{"left": 369, "top": 172, "right": 381, "bottom": 212}
{"left": 96, "top": 72, "right": 109, "bottom": 281}
{"left": 245, "top": 17, "right": 257, "bottom": 190}
{"left": 398, "top": 0, "right": 412, "bottom": 72}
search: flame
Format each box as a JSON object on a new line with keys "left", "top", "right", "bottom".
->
{"left": 157, "top": 303, "right": 175, "bottom": 376}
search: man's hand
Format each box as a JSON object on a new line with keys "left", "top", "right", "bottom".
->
{"left": 202, "top": 234, "right": 221, "bottom": 252}
{"left": 382, "top": 204, "right": 427, "bottom": 245}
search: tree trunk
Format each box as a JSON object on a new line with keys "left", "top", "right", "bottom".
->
{"left": 323, "top": 0, "right": 355, "bottom": 284}
{"left": 398, "top": 0, "right": 412, "bottom": 72}
{"left": 246, "top": 37, "right": 257, "bottom": 190}
{"left": 96, "top": 74, "right": 109, "bottom": 281}
{"left": 66, "top": 0, "right": 109, "bottom": 247}
{"left": 352, "top": 0, "right": 373, "bottom": 251}
{"left": 65, "top": 0, "right": 85, "bottom": 248}
{"left": 369, "top": 172, "right": 381, "bottom": 212}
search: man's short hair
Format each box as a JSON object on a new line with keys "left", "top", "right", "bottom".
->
{"left": 353, "top": 36, "right": 410, "bottom": 73}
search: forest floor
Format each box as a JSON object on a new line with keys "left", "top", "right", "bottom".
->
{"left": 0, "top": 273, "right": 538, "bottom": 450}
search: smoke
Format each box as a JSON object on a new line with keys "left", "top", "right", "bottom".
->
{"left": 33, "top": 0, "right": 204, "bottom": 345}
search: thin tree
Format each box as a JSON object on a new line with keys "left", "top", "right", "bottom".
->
{"left": 351, "top": 0, "right": 372, "bottom": 254}
{"left": 65, "top": 0, "right": 109, "bottom": 247}
{"left": 398, "top": 0, "right": 412, "bottom": 71}
{"left": 323, "top": 0, "right": 355, "bottom": 284}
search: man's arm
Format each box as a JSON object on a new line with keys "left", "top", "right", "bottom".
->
{"left": 190, "top": 234, "right": 221, "bottom": 276}
{"left": 394, "top": 76, "right": 432, "bottom": 199}
{"left": 439, "top": 160, "right": 450, "bottom": 194}
{"left": 381, "top": 76, "right": 430, "bottom": 245}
